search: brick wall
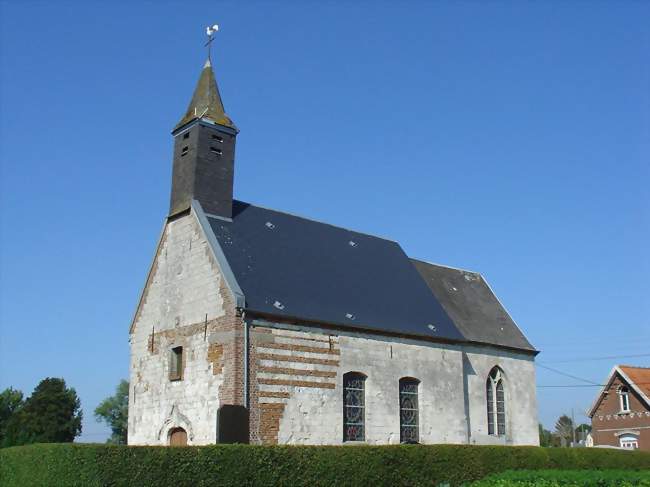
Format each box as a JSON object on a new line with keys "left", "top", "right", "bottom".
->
{"left": 591, "top": 373, "right": 650, "bottom": 450}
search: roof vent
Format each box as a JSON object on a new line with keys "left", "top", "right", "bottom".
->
{"left": 273, "top": 300, "right": 285, "bottom": 310}
{"left": 427, "top": 324, "right": 437, "bottom": 332}
{"left": 265, "top": 222, "right": 275, "bottom": 229}
{"left": 345, "top": 313, "right": 356, "bottom": 320}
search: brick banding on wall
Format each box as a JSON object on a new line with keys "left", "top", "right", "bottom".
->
{"left": 259, "top": 342, "right": 340, "bottom": 355}
{"left": 258, "top": 391, "right": 290, "bottom": 399}
{"left": 258, "top": 366, "right": 337, "bottom": 378}
{"left": 258, "top": 378, "right": 336, "bottom": 389}
{"left": 256, "top": 353, "right": 339, "bottom": 367}
{"left": 249, "top": 325, "right": 342, "bottom": 445}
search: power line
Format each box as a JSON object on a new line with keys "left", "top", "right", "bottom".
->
{"left": 538, "top": 382, "right": 650, "bottom": 388}
{"left": 540, "top": 353, "right": 650, "bottom": 364}
{"left": 536, "top": 363, "right": 600, "bottom": 385}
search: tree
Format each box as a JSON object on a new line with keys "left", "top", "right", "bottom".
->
{"left": 94, "top": 380, "right": 129, "bottom": 444}
{"left": 554, "top": 415, "right": 574, "bottom": 447}
{"left": 0, "top": 388, "right": 24, "bottom": 446}
{"left": 5, "top": 378, "right": 82, "bottom": 445}
{"left": 538, "top": 423, "right": 553, "bottom": 447}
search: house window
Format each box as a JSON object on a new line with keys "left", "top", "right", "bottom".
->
{"left": 486, "top": 367, "right": 506, "bottom": 436}
{"left": 620, "top": 434, "right": 639, "bottom": 449}
{"left": 619, "top": 386, "right": 630, "bottom": 413}
{"left": 343, "top": 372, "right": 366, "bottom": 442}
{"left": 169, "top": 346, "right": 183, "bottom": 381}
{"left": 399, "top": 377, "right": 419, "bottom": 443}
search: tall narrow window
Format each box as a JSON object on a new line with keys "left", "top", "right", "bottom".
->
{"left": 343, "top": 372, "right": 366, "bottom": 442}
{"left": 169, "top": 346, "right": 183, "bottom": 381}
{"left": 399, "top": 378, "right": 419, "bottom": 443}
{"left": 619, "top": 386, "right": 630, "bottom": 412}
{"left": 486, "top": 367, "right": 505, "bottom": 436}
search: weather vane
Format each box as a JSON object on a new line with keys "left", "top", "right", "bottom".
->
{"left": 205, "top": 24, "right": 219, "bottom": 60}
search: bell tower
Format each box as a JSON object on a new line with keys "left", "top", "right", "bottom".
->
{"left": 169, "top": 52, "right": 238, "bottom": 219}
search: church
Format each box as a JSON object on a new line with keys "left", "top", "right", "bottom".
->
{"left": 127, "top": 45, "right": 539, "bottom": 446}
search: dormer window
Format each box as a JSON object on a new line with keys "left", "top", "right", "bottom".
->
{"left": 619, "top": 386, "right": 630, "bottom": 412}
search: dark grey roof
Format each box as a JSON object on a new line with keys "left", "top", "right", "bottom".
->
{"left": 207, "top": 201, "right": 464, "bottom": 341}
{"left": 411, "top": 259, "right": 536, "bottom": 352}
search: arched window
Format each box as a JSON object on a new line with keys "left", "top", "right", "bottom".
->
{"left": 619, "top": 386, "right": 630, "bottom": 412}
{"left": 399, "top": 377, "right": 420, "bottom": 443}
{"left": 486, "top": 367, "right": 506, "bottom": 436}
{"left": 619, "top": 433, "right": 639, "bottom": 449}
{"left": 343, "top": 372, "right": 366, "bottom": 442}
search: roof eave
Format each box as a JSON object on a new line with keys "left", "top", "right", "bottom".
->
{"left": 243, "top": 307, "right": 539, "bottom": 355}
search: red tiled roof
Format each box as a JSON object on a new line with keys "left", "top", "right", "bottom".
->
{"left": 619, "top": 365, "right": 650, "bottom": 399}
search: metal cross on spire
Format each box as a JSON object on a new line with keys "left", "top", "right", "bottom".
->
{"left": 205, "top": 24, "right": 219, "bottom": 60}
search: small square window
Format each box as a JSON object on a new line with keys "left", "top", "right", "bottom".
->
{"left": 169, "top": 346, "right": 183, "bottom": 381}
{"left": 211, "top": 134, "right": 223, "bottom": 143}
{"left": 182, "top": 132, "right": 190, "bottom": 140}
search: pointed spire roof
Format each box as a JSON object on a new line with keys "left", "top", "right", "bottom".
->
{"left": 173, "top": 58, "right": 237, "bottom": 133}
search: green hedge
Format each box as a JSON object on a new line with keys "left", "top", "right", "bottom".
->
{"left": 471, "top": 469, "right": 650, "bottom": 486}
{"left": 1, "top": 444, "right": 649, "bottom": 487}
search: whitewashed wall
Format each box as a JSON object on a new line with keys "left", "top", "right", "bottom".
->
{"left": 256, "top": 323, "right": 538, "bottom": 446}
{"left": 464, "top": 345, "right": 538, "bottom": 445}
{"left": 128, "top": 213, "right": 227, "bottom": 445}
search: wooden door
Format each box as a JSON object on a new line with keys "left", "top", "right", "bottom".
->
{"left": 169, "top": 427, "right": 187, "bottom": 446}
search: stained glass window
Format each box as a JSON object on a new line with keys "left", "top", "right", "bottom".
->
{"left": 486, "top": 378, "right": 494, "bottom": 435}
{"left": 399, "top": 378, "right": 419, "bottom": 443}
{"left": 343, "top": 372, "right": 366, "bottom": 442}
{"left": 486, "top": 367, "right": 505, "bottom": 436}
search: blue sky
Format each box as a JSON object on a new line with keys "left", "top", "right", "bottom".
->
{"left": 1, "top": 1, "right": 648, "bottom": 442}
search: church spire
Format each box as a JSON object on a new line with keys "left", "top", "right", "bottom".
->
{"left": 168, "top": 27, "right": 238, "bottom": 219}
{"left": 172, "top": 57, "right": 237, "bottom": 133}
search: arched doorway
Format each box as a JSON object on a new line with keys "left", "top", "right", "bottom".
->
{"left": 169, "top": 427, "right": 188, "bottom": 446}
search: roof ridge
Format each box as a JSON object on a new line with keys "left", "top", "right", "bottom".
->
{"left": 410, "top": 257, "right": 480, "bottom": 275}
{"left": 619, "top": 364, "right": 650, "bottom": 370}
{"left": 233, "top": 199, "right": 399, "bottom": 244}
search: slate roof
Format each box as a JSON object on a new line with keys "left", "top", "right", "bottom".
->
{"left": 173, "top": 59, "right": 237, "bottom": 133}
{"left": 201, "top": 200, "right": 535, "bottom": 352}
{"left": 411, "top": 259, "right": 536, "bottom": 352}
{"left": 207, "top": 201, "right": 464, "bottom": 342}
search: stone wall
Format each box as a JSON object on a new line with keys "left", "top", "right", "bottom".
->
{"left": 128, "top": 212, "right": 242, "bottom": 445}
{"left": 127, "top": 213, "right": 538, "bottom": 447}
{"left": 463, "top": 345, "right": 538, "bottom": 445}
{"left": 248, "top": 320, "right": 539, "bottom": 446}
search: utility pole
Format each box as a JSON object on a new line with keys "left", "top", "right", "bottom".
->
{"left": 571, "top": 408, "right": 577, "bottom": 447}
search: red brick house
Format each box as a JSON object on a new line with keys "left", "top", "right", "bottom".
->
{"left": 587, "top": 365, "right": 650, "bottom": 450}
